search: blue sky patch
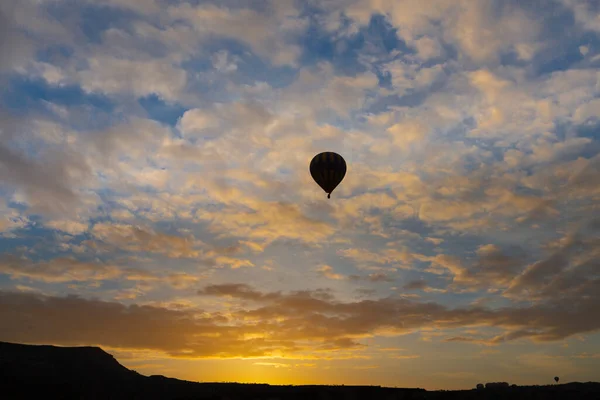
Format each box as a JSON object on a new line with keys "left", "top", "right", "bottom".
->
{"left": 139, "top": 95, "right": 187, "bottom": 126}
{"left": 2, "top": 76, "right": 115, "bottom": 115}
{"left": 78, "top": 5, "right": 140, "bottom": 44}
{"left": 0, "top": 0, "right": 599, "bottom": 388}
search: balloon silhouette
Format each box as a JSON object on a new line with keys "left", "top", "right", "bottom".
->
{"left": 554, "top": 376, "right": 559, "bottom": 384}
{"left": 310, "top": 152, "right": 346, "bottom": 199}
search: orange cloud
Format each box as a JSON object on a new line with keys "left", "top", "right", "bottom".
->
{"left": 91, "top": 222, "right": 204, "bottom": 258}
{"left": 315, "top": 265, "right": 345, "bottom": 280}
{"left": 1, "top": 272, "right": 600, "bottom": 362}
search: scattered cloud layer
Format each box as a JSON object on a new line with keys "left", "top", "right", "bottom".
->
{"left": 0, "top": 0, "right": 599, "bottom": 390}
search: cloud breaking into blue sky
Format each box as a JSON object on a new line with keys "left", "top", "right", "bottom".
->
{"left": 0, "top": 0, "right": 599, "bottom": 390}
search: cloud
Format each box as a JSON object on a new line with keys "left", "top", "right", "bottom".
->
{"left": 469, "top": 244, "right": 527, "bottom": 285}
{"left": 94, "top": 0, "right": 162, "bottom": 16}
{"left": 281, "top": 63, "right": 379, "bottom": 117}
{"left": 212, "top": 50, "right": 239, "bottom": 73}
{"left": 165, "top": 273, "right": 202, "bottom": 290}
{"left": 505, "top": 219, "right": 600, "bottom": 301}
{"left": 177, "top": 100, "right": 274, "bottom": 143}
{"left": 91, "top": 222, "right": 204, "bottom": 259}
{"left": 0, "top": 114, "right": 93, "bottom": 216}
{"left": 86, "top": 221, "right": 253, "bottom": 268}
{"left": 2, "top": 278, "right": 599, "bottom": 360}
{"left": 167, "top": 1, "right": 305, "bottom": 66}
{"left": 389, "top": 354, "right": 421, "bottom": 360}
{"left": 385, "top": 119, "right": 430, "bottom": 152}
{"left": 382, "top": 61, "right": 446, "bottom": 98}
{"left": 0, "top": 256, "right": 122, "bottom": 283}
{"left": 572, "top": 353, "right": 600, "bottom": 359}
{"left": 253, "top": 362, "right": 291, "bottom": 368}
{"left": 0, "top": 144, "right": 90, "bottom": 215}
{"left": 442, "top": 336, "right": 495, "bottom": 346}
{"left": 45, "top": 220, "right": 89, "bottom": 235}
{"left": 0, "top": 2, "right": 35, "bottom": 72}
{"left": 0, "top": 291, "right": 231, "bottom": 357}
{"left": 446, "top": 0, "right": 541, "bottom": 63}
{"left": 0, "top": 203, "right": 28, "bottom": 234}
{"left": 366, "top": 272, "right": 395, "bottom": 282}
{"left": 197, "top": 282, "right": 600, "bottom": 344}
{"left": 337, "top": 247, "right": 416, "bottom": 271}
{"left": 0, "top": 255, "right": 203, "bottom": 291}
{"left": 562, "top": 0, "right": 600, "bottom": 33}
{"left": 403, "top": 280, "right": 429, "bottom": 291}
{"left": 330, "top": 0, "right": 541, "bottom": 64}
{"left": 78, "top": 56, "right": 187, "bottom": 102}
{"left": 316, "top": 265, "right": 345, "bottom": 280}
{"left": 196, "top": 200, "right": 336, "bottom": 246}
{"left": 0, "top": 0, "right": 599, "bottom": 383}
{"left": 350, "top": 272, "right": 396, "bottom": 283}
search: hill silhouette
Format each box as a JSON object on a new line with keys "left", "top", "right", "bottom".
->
{"left": 1, "top": 341, "right": 599, "bottom": 399}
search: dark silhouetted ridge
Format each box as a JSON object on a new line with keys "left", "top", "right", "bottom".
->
{"left": 1, "top": 341, "right": 599, "bottom": 399}
{"left": 0, "top": 341, "right": 144, "bottom": 399}
{"left": 0, "top": 341, "right": 137, "bottom": 378}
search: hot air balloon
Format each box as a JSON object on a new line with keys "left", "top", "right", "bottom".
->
{"left": 309, "top": 152, "right": 346, "bottom": 199}
{"left": 554, "top": 376, "right": 559, "bottom": 384}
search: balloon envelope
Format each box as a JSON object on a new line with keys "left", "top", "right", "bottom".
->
{"left": 310, "top": 152, "right": 346, "bottom": 198}
{"left": 554, "top": 377, "right": 559, "bottom": 383}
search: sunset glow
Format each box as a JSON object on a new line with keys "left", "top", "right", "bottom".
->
{"left": 0, "top": 0, "right": 599, "bottom": 391}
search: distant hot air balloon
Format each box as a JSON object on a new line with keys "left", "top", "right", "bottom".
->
{"left": 309, "top": 152, "right": 346, "bottom": 199}
{"left": 554, "top": 376, "right": 559, "bottom": 384}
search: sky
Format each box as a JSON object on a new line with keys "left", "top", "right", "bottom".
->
{"left": 0, "top": 0, "right": 599, "bottom": 391}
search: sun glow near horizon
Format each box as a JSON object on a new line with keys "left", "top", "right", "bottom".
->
{"left": 0, "top": 0, "right": 599, "bottom": 391}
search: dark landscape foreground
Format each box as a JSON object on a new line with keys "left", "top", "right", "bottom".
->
{"left": 1, "top": 341, "right": 599, "bottom": 400}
